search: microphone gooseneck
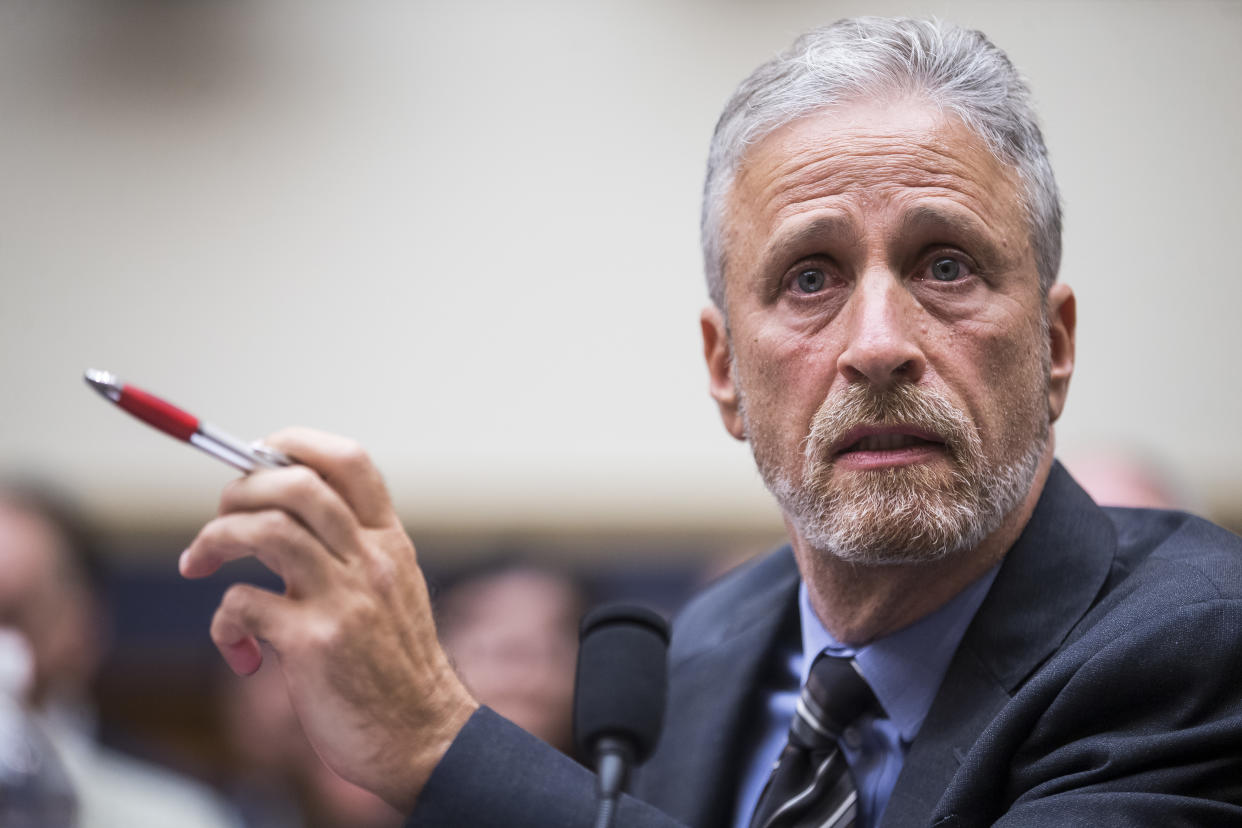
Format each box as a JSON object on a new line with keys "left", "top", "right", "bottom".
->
{"left": 573, "top": 603, "right": 670, "bottom": 828}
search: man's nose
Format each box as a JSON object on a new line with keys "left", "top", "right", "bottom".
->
{"left": 836, "top": 272, "right": 926, "bottom": 388}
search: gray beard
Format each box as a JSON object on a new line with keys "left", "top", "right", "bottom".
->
{"left": 744, "top": 382, "right": 1048, "bottom": 567}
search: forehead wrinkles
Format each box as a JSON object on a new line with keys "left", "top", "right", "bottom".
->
{"left": 726, "top": 110, "right": 1025, "bottom": 261}
{"left": 755, "top": 139, "right": 1005, "bottom": 222}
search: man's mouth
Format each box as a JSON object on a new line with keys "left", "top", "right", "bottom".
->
{"left": 843, "top": 432, "right": 939, "bottom": 452}
{"left": 830, "top": 426, "right": 947, "bottom": 468}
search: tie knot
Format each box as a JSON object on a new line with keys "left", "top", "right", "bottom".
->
{"left": 791, "top": 655, "right": 879, "bottom": 748}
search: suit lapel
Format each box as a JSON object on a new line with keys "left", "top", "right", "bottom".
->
{"left": 635, "top": 548, "right": 801, "bottom": 828}
{"left": 881, "top": 463, "right": 1117, "bottom": 828}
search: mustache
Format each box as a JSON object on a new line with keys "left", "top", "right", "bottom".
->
{"left": 803, "top": 383, "right": 976, "bottom": 463}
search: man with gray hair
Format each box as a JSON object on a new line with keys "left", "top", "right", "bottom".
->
{"left": 179, "top": 16, "right": 1242, "bottom": 828}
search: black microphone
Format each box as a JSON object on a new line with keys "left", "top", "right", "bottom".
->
{"left": 573, "top": 603, "right": 670, "bottom": 828}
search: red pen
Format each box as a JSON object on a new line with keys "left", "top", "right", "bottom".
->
{"left": 84, "top": 369, "right": 292, "bottom": 473}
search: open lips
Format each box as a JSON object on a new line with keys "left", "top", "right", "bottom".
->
{"left": 831, "top": 426, "right": 948, "bottom": 468}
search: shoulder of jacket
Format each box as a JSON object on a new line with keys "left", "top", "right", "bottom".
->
{"left": 667, "top": 545, "right": 798, "bottom": 664}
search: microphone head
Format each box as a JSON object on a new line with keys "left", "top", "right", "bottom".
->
{"left": 573, "top": 603, "right": 670, "bottom": 764}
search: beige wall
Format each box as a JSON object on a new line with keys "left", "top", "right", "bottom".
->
{"left": 2, "top": 0, "right": 1239, "bottom": 538}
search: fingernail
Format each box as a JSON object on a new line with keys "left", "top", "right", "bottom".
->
{"left": 178, "top": 549, "right": 190, "bottom": 574}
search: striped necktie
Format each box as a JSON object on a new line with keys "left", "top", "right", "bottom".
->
{"left": 748, "top": 654, "right": 880, "bottom": 828}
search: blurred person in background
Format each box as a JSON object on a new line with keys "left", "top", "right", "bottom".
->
{"left": 0, "top": 483, "right": 238, "bottom": 828}
{"left": 435, "top": 565, "right": 585, "bottom": 758}
{"left": 217, "top": 650, "right": 306, "bottom": 828}
{"left": 1063, "top": 447, "right": 1191, "bottom": 511}
{"left": 219, "top": 645, "right": 402, "bottom": 828}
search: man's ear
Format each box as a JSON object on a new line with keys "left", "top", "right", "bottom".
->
{"left": 1046, "top": 282, "right": 1076, "bottom": 423}
{"left": 701, "top": 305, "right": 746, "bottom": 441}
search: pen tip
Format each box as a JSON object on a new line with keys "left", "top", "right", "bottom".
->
{"left": 84, "top": 369, "right": 122, "bottom": 401}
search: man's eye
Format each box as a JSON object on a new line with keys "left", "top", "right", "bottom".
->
{"left": 795, "top": 268, "right": 827, "bottom": 293}
{"left": 929, "top": 257, "right": 966, "bottom": 282}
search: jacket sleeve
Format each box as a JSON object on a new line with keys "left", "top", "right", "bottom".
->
{"left": 405, "top": 707, "right": 690, "bottom": 828}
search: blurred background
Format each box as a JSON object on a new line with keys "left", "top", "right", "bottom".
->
{"left": 1, "top": 0, "right": 1239, "bottom": 824}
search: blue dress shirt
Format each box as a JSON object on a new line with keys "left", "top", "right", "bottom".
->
{"left": 732, "top": 565, "right": 999, "bottom": 828}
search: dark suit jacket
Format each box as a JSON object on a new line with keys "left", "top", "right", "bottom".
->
{"left": 408, "top": 464, "right": 1242, "bottom": 827}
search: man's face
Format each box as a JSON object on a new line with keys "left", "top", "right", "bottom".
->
{"left": 703, "top": 100, "right": 1074, "bottom": 565}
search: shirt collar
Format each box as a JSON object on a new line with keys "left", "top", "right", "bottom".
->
{"left": 798, "top": 563, "right": 1000, "bottom": 744}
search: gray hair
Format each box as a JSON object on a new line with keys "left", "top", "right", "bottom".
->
{"left": 702, "top": 17, "right": 1062, "bottom": 309}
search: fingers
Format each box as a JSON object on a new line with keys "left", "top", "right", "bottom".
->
{"left": 261, "top": 427, "right": 395, "bottom": 528}
{"left": 217, "top": 465, "right": 362, "bottom": 562}
{"left": 182, "top": 427, "right": 473, "bottom": 811}
{"left": 211, "top": 582, "right": 287, "bottom": 675}
{"left": 181, "top": 509, "right": 336, "bottom": 596}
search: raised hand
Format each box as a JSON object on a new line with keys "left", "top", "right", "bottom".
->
{"left": 180, "top": 427, "right": 478, "bottom": 814}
